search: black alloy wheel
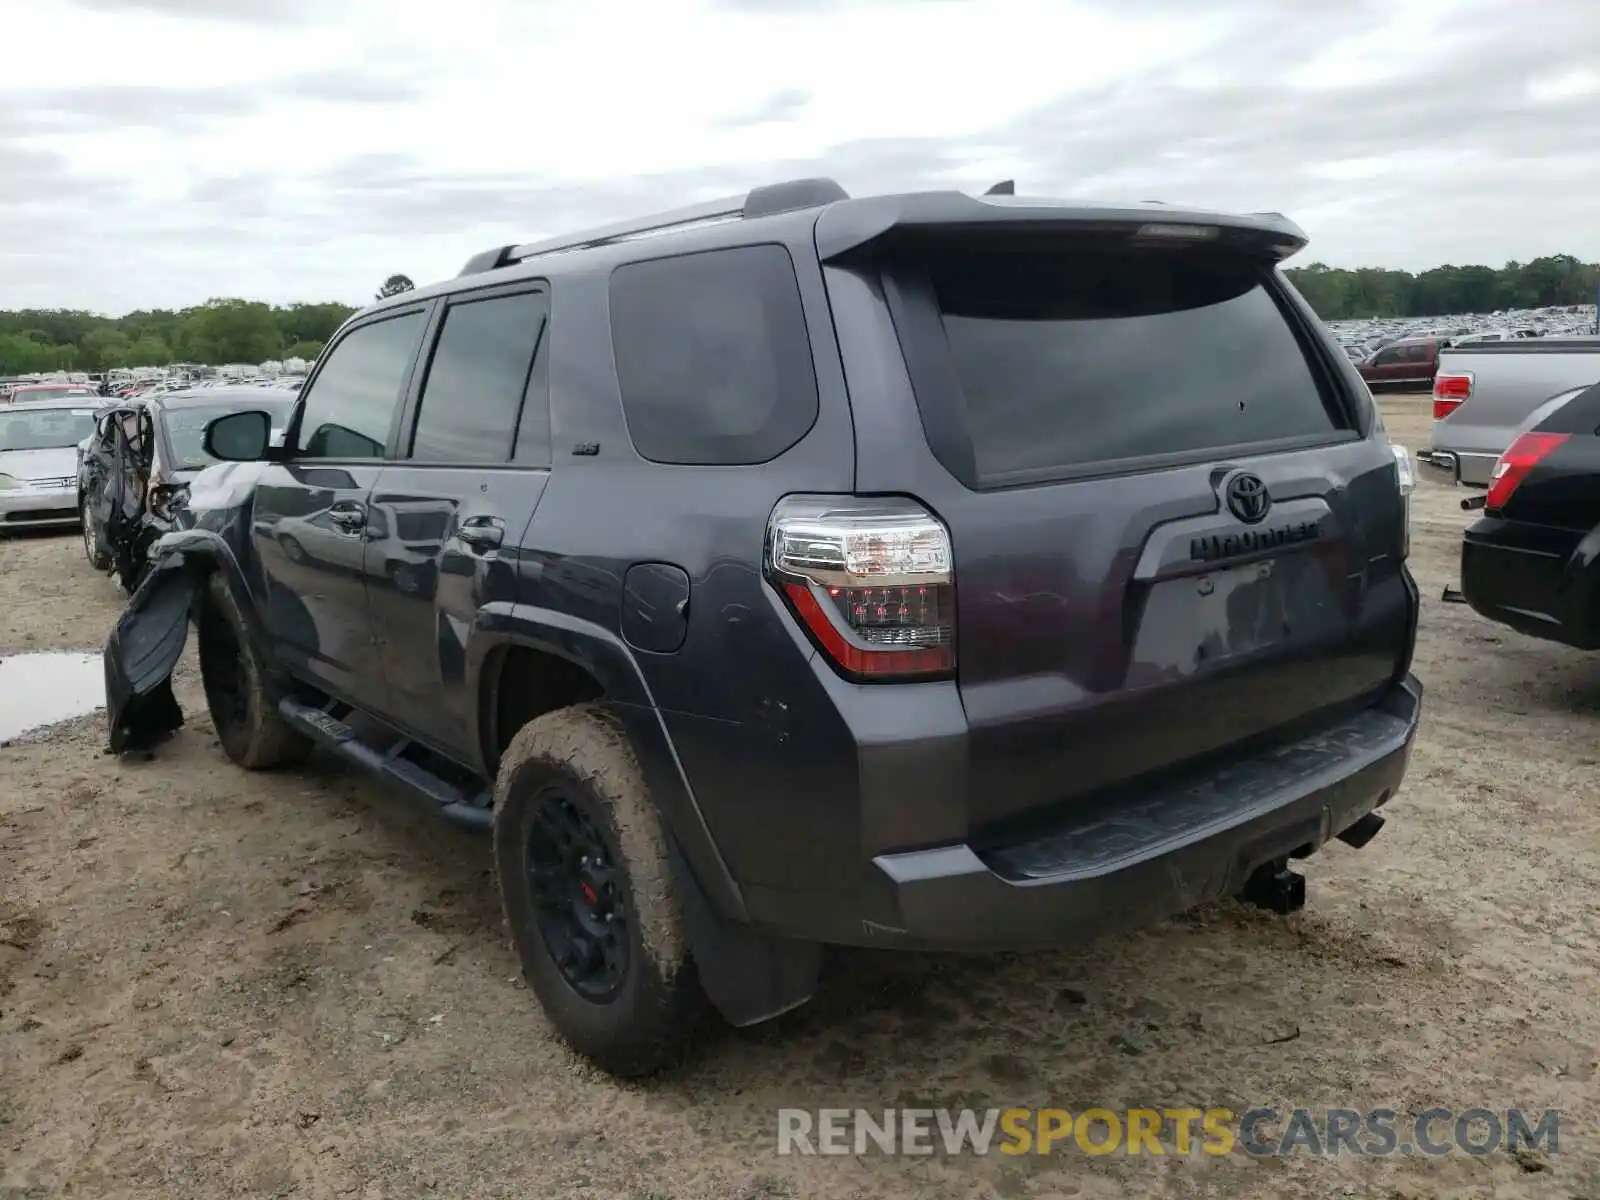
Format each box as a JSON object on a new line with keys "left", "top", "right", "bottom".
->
{"left": 525, "top": 790, "right": 631, "bottom": 1001}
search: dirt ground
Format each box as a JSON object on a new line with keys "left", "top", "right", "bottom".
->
{"left": 3, "top": 394, "right": 1597, "bottom": 1199}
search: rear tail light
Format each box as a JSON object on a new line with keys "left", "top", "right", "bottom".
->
{"left": 1486, "top": 431, "right": 1569, "bottom": 512}
{"left": 1389, "top": 444, "right": 1415, "bottom": 558}
{"left": 766, "top": 495, "right": 955, "bottom": 680}
{"left": 1432, "top": 372, "right": 1473, "bottom": 420}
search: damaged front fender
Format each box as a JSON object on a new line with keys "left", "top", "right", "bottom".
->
{"left": 103, "top": 530, "right": 254, "bottom": 754}
{"left": 104, "top": 553, "right": 197, "bottom": 753}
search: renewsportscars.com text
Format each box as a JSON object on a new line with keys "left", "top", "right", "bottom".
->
{"left": 776, "top": 1107, "right": 1560, "bottom": 1158}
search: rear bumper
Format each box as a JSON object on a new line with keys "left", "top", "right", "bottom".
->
{"left": 808, "top": 676, "right": 1422, "bottom": 951}
{"left": 1461, "top": 518, "right": 1599, "bottom": 649}
{"left": 1415, "top": 448, "right": 1494, "bottom": 488}
{"left": 0, "top": 488, "right": 80, "bottom": 528}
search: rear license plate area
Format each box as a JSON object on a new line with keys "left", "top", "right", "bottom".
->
{"left": 1128, "top": 554, "right": 1340, "bottom": 682}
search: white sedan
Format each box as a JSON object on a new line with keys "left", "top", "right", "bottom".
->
{"left": 0, "top": 402, "right": 103, "bottom": 532}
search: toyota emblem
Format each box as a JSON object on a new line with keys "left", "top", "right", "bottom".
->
{"left": 1224, "top": 471, "right": 1271, "bottom": 524}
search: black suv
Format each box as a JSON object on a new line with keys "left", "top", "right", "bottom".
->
{"left": 105, "top": 179, "right": 1423, "bottom": 1075}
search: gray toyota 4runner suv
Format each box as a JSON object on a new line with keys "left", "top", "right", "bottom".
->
{"left": 105, "top": 178, "right": 1423, "bottom": 1075}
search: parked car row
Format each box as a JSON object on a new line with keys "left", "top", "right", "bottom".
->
{"left": 1328, "top": 304, "right": 1596, "bottom": 367}
{"left": 1448, "top": 379, "right": 1600, "bottom": 651}
{"left": 0, "top": 379, "right": 102, "bottom": 405}
{"left": 0, "top": 387, "right": 296, "bottom": 592}
{"left": 1348, "top": 329, "right": 1598, "bottom": 397}
{"left": 1380, "top": 329, "right": 1600, "bottom": 654}
{"left": 4, "top": 366, "right": 308, "bottom": 406}
{"left": 77, "top": 389, "right": 299, "bottom": 590}
{"left": 1418, "top": 337, "right": 1600, "bottom": 486}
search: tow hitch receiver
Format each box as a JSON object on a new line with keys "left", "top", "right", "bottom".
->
{"left": 1239, "top": 857, "right": 1306, "bottom": 915}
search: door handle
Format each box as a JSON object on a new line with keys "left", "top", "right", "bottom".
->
{"left": 455, "top": 515, "right": 504, "bottom": 551}
{"left": 328, "top": 507, "right": 365, "bottom": 534}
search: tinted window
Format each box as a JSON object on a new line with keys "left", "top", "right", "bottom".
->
{"left": 411, "top": 291, "right": 546, "bottom": 463}
{"left": 609, "top": 245, "right": 818, "bottom": 465}
{"left": 298, "top": 311, "right": 425, "bottom": 459}
{"left": 1373, "top": 346, "right": 1403, "bottom": 365}
{"left": 513, "top": 316, "right": 552, "bottom": 466}
{"left": 921, "top": 247, "right": 1343, "bottom": 483}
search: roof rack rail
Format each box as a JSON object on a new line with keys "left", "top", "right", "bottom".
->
{"left": 457, "top": 245, "right": 518, "bottom": 276}
{"left": 456, "top": 177, "right": 850, "bottom": 277}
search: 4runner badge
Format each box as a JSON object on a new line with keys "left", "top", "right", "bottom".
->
{"left": 1190, "top": 519, "right": 1320, "bottom": 562}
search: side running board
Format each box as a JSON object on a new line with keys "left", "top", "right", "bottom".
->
{"left": 278, "top": 696, "right": 493, "bottom": 832}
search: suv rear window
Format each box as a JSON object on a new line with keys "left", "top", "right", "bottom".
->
{"left": 914, "top": 246, "right": 1345, "bottom": 485}
{"left": 609, "top": 245, "right": 818, "bottom": 466}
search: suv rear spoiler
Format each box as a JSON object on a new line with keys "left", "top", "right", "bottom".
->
{"left": 812, "top": 192, "right": 1309, "bottom": 263}
{"left": 458, "top": 181, "right": 1309, "bottom": 279}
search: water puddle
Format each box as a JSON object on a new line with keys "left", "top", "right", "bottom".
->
{"left": 0, "top": 652, "right": 104, "bottom": 742}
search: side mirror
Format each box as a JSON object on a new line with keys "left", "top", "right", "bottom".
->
{"left": 203, "top": 409, "right": 273, "bottom": 461}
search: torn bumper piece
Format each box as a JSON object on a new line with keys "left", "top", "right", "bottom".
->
{"left": 104, "top": 553, "right": 198, "bottom": 753}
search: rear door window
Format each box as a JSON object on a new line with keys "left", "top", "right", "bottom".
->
{"left": 609, "top": 245, "right": 818, "bottom": 465}
{"left": 910, "top": 246, "right": 1347, "bottom": 486}
{"left": 409, "top": 289, "right": 548, "bottom": 464}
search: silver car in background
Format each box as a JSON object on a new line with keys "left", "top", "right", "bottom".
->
{"left": 1419, "top": 337, "right": 1600, "bottom": 486}
{"left": 0, "top": 401, "right": 104, "bottom": 532}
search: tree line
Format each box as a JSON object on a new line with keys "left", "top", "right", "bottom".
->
{"left": 1284, "top": 254, "right": 1596, "bottom": 322}
{"left": 0, "top": 299, "right": 357, "bottom": 375}
{"left": 3, "top": 258, "right": 1595, "bottom": 376}
{"left": 0, "top": 276, "right": 416, "bottom": 377}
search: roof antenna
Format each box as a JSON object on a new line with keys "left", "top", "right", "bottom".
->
{"left": 984, "top": 179, "right": 1015, "bottom": 195}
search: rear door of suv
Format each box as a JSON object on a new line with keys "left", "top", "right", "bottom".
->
{"left": 823, "top": 212, "right": 1415, "bottom": 838}
{"left": 364, "top": 282, "right": 553, "bottom": 762}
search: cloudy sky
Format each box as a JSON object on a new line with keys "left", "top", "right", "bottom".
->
{"left": 5, "top": 0, "right": 1598, "bottom": 313}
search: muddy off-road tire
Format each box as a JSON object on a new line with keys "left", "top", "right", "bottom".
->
{"left": 197, "top": 574, "right": 312, "bottom": 769}
{"left": 80, "top": 497, "right": 111, "bottom": 571}
{"left": 493, "top": 703, "right": 707, "bottom": 1076}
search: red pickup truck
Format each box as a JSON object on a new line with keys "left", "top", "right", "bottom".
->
{"left": 1356, "top": 337, "right": 1445, "bottom": 391}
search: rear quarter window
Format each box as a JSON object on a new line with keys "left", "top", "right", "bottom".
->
{"left": 905, "top": 246, "right": 1348, "bottom": 486}
{"left": 608, "top": 244, "right": 818, "bottom": 465}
